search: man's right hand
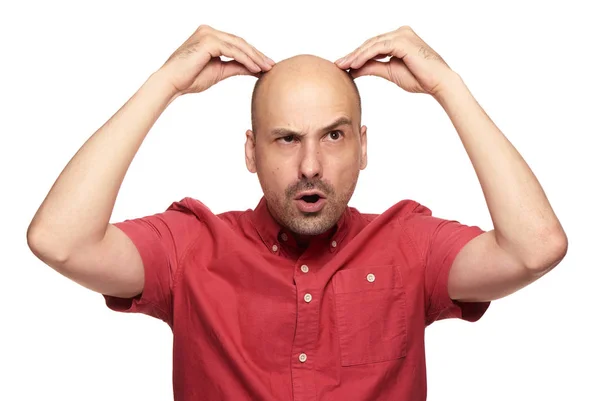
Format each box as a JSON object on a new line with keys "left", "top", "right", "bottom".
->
{"left": 158, "top": 24, "right": 275, "bottom": 96}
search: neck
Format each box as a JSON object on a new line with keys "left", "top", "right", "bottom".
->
{"left": 293, "top": 233, "right": 312, "bottom": 248}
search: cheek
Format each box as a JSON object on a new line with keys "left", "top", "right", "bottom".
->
{"left": 257, "top": 154, "right": 295, "bottom": 191}
{"left": 264, "top": 154, "right": 288, "bottom": 175}
{"left": 338, "top": 165, "right": 359, "bottom": 186}
{"left": 326, "top": 154, "right": 360, "bottom": 192}
{"left": 328, "top": 151, "right": 360, "bottom": 176}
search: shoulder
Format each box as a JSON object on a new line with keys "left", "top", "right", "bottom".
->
{"left": 341, "top": 199, "right": 435, "bottom": 249}
{"left": 166, "top": 197, "right": 251, "bottom": 230}
{"left": 351, "top": 198, "right": 431, "bottom": 226}
{"left": 165, "top": 196, "right": 213, "bottom": 218}
{"left": 386, "top": 199, "right": 432, "bottom": 218}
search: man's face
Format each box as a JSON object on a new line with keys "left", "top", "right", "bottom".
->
{"left": 245, "top": 55, "right": 367, "bottom": 238}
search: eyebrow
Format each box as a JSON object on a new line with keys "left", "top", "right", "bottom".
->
{"left": 270, "top": 116, "right": 353, "bottom": 137}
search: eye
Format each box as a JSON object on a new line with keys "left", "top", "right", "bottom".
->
{"left": 278, "top": 135, "right": 298, "bottom": 144}
{"left": 328, "top": 130, "right": 344, "bottom": 140}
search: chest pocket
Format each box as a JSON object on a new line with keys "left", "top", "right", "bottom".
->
{"left": 332, "top": 265, "right": 408, "bottom": 366}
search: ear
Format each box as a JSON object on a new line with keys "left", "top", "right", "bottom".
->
{"left": 359, "top": 125, "right": 368, "bottom": 170}
{"left": 245, "top": 129, "right": 257, "bottom": 173}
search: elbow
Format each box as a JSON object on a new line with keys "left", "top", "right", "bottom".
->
{"left": 27, "top": 225, "right": 71, "bottom": 266}
{"left": 523, "top": 230, "right": 568, "bottom": 275}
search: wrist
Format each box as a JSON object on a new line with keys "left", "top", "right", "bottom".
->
{"left": 432, "top": 72, "right": 470, "bottom": 106}
{"left": 432, "top": 71, "right": 465, "bottom": 101}
{"left": 147, "top": 70, "right": 181, "bottom": 105}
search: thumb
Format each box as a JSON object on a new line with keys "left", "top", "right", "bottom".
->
{"left": 349, "top": 60, "right": 391, "bottom": 80}
{"left": 220, "top": 60, "right": 261, "bottom": 80}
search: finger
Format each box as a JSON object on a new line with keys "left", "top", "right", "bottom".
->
{"left": 240, "top": 41, "right": 274, "bottom": 70}
{"left": 216, "top": 41, "right": 262, "bottom": 73}
{"left": 221, "top": 60, "right": 261, "bottom": 80}
{"left": 335, "top": 33, "right": 391, "bottom": 67}
{"left": 349, "top": 60, "right": 391, "bottom": 80}
{"left": 349, "top": 39, "right": 405, "bottom": 70}
{"left": 335, "top": 44, "right": 365, "bottom": 67}
{"left": 219, "top": 32, "right": 274, "bottom": 71}
{"left": 335, "top": 47, "right": 361, "bottom": 68}
{"left": 251, "top": 45, "right": 276, "bottom": 67}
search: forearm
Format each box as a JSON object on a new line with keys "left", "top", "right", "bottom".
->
{"left": 434, "top": 73, "right": 567, "bottom": 271}
{"left": 27, "top": 71, "right": 179, "bottom": 261}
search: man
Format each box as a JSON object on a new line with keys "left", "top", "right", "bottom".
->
{"left": 27, "top": 24, "right": 567, "bottom": 400}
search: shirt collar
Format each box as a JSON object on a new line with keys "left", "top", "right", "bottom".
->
{"left": 250, "top": 196, "right": 350, "bottom": 253}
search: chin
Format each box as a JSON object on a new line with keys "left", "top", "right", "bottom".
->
{"left": 288, "top": 222, "right": 332, "bottom": 236}
{"left": 287, "top": 206, "right": 339, "bottom": 235}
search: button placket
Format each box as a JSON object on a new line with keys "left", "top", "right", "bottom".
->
{"left": 291, "top": 259, "right": 318, "bottom": 398}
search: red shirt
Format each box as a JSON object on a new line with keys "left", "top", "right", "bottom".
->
{"left": 104, "top": 196, "right": 490, "bottom": 400}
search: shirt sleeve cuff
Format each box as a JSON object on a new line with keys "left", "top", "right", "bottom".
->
{"left": 101, "top": 220, "right": 170, "bottom": 323}
{"left": 426, "top": 226, "right": 491, "bottom": 325}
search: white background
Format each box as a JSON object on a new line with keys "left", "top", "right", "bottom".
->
{"left": 2, "top": 0, "right": 599, "bottom": 400}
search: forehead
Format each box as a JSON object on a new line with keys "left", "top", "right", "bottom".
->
{"left": 256, "top": 68, "right": 359, "bottom": 130}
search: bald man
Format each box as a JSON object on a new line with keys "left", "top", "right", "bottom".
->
{"left": 28, "top": 25, "right": 567, "bottom": 401}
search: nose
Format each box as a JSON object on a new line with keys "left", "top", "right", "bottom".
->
{"left": 298, "top": 140, "right": 322, "bottom": 180}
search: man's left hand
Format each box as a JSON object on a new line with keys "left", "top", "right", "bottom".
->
{"left": 335, "top": 26, "right": 457, "bottom": 97}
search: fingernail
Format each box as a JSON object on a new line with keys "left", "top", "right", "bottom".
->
{"left": 267, "top": 57, "right": 275, "bottom": 65}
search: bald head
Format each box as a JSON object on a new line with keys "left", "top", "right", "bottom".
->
{"left": 250, "top": 54, "right": 361, "bottom": 135}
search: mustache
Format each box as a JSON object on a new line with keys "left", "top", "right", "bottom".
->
{"left": 285, "top": 179, "right": 333, "bottom": 197}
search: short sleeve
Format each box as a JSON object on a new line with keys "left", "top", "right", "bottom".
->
{"left": 103, "top": 201, "right": 204, "bottom": 325}
{"left": 401, "top": 203, "right": 490, "bottom": 326}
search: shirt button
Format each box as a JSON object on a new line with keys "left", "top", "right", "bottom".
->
{"left": 280, "top": 233, "right": 288, "bottom": 241}
{"left": 331, "top": 240, "right": 337, "bottom": 248}
{"left": 272, "top": 244, "right": 278, "bottom": 252}
{"left": 299, "top": 353, "right": 307, "bottom": 363}
{"left": 300, "top": 264, "right": 309, "bottom": 273}
{"left": 304, "top": 293, "right": 312, "bottom": 303}
{"left": 367, "top": 273, "right": 375, "bottom": 283}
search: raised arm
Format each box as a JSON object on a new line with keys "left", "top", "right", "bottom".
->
{"left": 26, "top": 25, "right": 274, "bottom": 298}
{"left": 336, "top": 26, "right": 567, "bottom": 302}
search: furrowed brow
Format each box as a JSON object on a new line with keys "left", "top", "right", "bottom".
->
{"left": 270, "top": 117, "right": 353, "bottom": 137}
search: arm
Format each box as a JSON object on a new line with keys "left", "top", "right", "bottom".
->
{"left": 27, "top": 72, "right": 179, "bottom": 297}
{"left": 336, "top": 25, "right": 567, "bottom": 302}
{"left": 434, "top": 74, "right": 567, "bottom": 302}
{"left": 27, "top": 24, "right": 274, "bottom": 298}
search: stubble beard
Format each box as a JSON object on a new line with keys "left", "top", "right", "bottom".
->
{"left": 266, "top": 178, "right": 357, "bottom": 236}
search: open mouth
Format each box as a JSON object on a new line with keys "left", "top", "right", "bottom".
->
{"left": 294, "top": 191, "right": 326, "bottom": 212}
{"left": 301, "top": 194, "right": 321, "bottom": 203}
